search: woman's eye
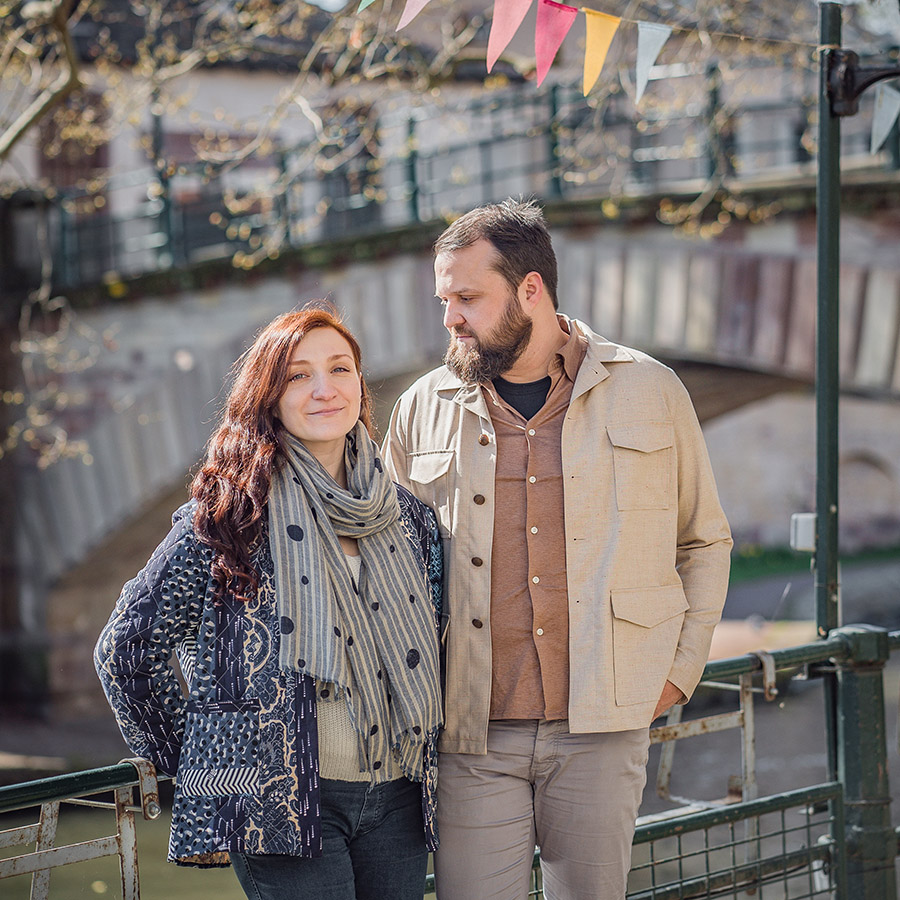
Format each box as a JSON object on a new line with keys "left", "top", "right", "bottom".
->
{"left": 289, "top": 372, "right": 307, "bottom": 382}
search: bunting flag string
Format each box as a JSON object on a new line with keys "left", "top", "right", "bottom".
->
{"left": 635, "top": 22, "right": 672, "bottom": 102}
{"left": 871, "top": 83, "right": 900, "bottom": 154}
{"left": 358, "top": 0, "right": 833, "bottom": 97}
{"left": 487, "top": 0, "right": 534, "bottom": 72}
{"left": 582, "top": 9, "right": 620, "bottom": 96}
{"left": 536, "top": 0, "right": 578, "bottom": 87}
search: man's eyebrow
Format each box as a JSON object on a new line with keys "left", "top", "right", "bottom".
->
{"left": 437, "top": 287, "right": 478, "bottom": 298}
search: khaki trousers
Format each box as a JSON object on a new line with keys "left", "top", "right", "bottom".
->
{"left": 434, "top": 720, "right": 650, "bottom": 900}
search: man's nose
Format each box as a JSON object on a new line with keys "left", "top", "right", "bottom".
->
{"left": 442, "top": 300, "right": 464, "bottom": 331}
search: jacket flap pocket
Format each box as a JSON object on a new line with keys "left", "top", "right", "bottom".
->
{"left": 408, "top": 450, "right": 454, "bottom": 484}
{"left": 607, "top": 422, "right": 674, "bottom": 453}
{"left": 611, "top": 584, "right": 689, "bottom": 628}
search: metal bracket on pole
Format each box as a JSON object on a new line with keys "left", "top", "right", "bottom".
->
{"left": 827, "top": 48, "right": 900, "bottom": 117}
{"left": 749, "top": 650, "right": 780, "bottom": 701}
{"left": 119, "top": 759, "right": 161, "bottom": 821}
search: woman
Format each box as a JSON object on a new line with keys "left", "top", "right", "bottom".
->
{"left": 95, "top": 306, "right": 443, "bottom": 900}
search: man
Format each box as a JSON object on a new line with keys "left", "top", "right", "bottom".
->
{"left": 382, "top": 199, "right": 732, "bottom": 900}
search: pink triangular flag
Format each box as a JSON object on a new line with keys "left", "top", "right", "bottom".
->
{"left": 397, "top": 0, "right": 431, "bottom": 29}
{"left": 535, "top": 0, "right": 577, "bottom": 86}
{"left": 582, "top": 8, "right": 620, "bottom": 95}
{"left": 487, "top": 0, "right": 534, "bottom": 73}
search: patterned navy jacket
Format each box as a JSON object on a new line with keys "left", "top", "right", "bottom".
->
{"left": 95, "top": 487, "right": 443, "bottom": 867}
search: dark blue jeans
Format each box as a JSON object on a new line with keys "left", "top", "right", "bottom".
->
{"left": 230, "top": 777, "right": 428, "bottom": 900}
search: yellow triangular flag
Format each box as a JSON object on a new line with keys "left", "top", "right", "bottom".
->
{"left": 582, "top": 9, "right": 620, "bottom": 95}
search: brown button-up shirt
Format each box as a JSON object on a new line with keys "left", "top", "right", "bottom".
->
{"left": 484, "top": 324, "right": 589, "bottom": 720}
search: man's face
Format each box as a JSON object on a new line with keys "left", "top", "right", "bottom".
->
{"left": 435, "top": 239, "right": 532, "bottom": 383}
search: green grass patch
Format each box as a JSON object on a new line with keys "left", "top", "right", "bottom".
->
{"left": 730, "top": 544, "right": 900, "bottom": 585}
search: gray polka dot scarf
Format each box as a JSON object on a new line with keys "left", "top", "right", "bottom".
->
{"left": 269, "top": 422, "right": 441, "bottom": 783}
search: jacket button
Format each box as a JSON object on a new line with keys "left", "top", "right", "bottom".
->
{"left": 478, "top": 434, "right": 490, "bottom": 445}
{"left": 471, "top": 557, "right": 483, "bottom": 567}
{"left": 473, "top": 494, "right": 485, "bottom": 505}
{"left": 472, "top": 618, "right": 484, "bottom": 628}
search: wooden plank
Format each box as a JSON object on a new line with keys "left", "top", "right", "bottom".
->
{"left": 753, "top": 256, "right": 793, "bottom": 367}
{"left": 653, "top": 250, "right": 689, "bottom": 351}
{"left": 623, "top": 247, "right": 658, "bottom": 346}
{"left": 854, "top": 267, "right": 900, "bottom": 389}
{"left": 684, "top": 254, "right": 721, "bottom": 354}
{"left": 592, "top": 245, "right": 625, "bottom": 339}
{"left": 784, "top": 257, "right": 817, "bottom": 376}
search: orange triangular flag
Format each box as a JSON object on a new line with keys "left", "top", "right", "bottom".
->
{"left": 487, "top": 0, "right": 534, "bottom": 73}
{"left": 535, "top": 0, "right": 578, "bottom": 86}
{"left": 582, "top": 8, "right": 620, "bottom": 95}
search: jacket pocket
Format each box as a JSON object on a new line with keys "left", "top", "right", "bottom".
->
{"left": 607, "top": 422, "right": 674, "bottom": 510}
{"left": 178, "top": 698, "right": 260, "bottom": 797}
{"left": 407, "top": 450, "right": 455, "bottom": 535}
{"left": 408, "top": 449, "right": 454, "bottom": 484}
{"left": 610, "top": 584, "right": 688, "bottom": 706}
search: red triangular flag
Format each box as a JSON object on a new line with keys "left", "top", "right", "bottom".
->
{"left": 487, "top": 0, "right": 534, "bottom": 73}
{"left": 535, "top": 0, "right": 577, "bottom": 86}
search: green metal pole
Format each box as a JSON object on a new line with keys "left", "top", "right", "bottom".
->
{"left": 834, "top": 626, "right": 897, "bottom": 899}
{"left": 816, "top": 1, "right": 841, "bottom": 641}
{"left": 816, "top": 0, "right": 843, "bottom": 806}
{"left": 151, "top": 90, "right": 174, "bottom": 268}
{"left": 406, "top": 117, "right": 419, "bottom": 223}
{"left": 547, "top": 84, "right": 563, "bottom": 198}
{"left": 706, "top": 62, "right": 722, "bottom": 179}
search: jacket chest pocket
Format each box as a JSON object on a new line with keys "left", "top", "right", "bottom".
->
{"left": 607, "top": 422, "right": 674, "bottom": 510}
{"left": 407, "top": 450, "right": 455, "bottom": 535}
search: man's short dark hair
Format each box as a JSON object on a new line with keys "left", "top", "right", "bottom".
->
{"left": 434, "top": 198, "right": 559, "bottom": 310}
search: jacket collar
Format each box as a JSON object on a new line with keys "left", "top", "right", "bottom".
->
{"left": 568, "top": 317, "right": 635, "bottom": 401}
{"left": 429, "top": 316, "right": 635, "bottom": 413}
{"left": 431, "top": 368, "right": 493, "bottom": 418}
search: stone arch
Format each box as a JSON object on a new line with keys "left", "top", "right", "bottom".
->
{"left": 838, "top": 450, "right": 900, "bottom": 551}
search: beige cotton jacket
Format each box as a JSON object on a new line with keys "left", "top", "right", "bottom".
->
{"left": 382, "top": 317, "right": 732, "bottom": 755}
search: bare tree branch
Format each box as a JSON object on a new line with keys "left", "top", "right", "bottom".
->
{"left": 0, "top": 0, "right": 82, "bottom": 163}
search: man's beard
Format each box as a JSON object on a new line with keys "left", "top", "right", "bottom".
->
{"left": 444, "top": 294, "right": 533, "bottom": 383}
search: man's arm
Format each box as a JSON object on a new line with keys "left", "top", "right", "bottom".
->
{"left": 381, "top": 393, "right": 411, "bottom": 488}
{"left": 664, "top": 374, "right": 733, "bottom": 704}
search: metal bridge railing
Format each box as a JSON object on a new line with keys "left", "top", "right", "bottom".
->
{"left": 2, "top": 626, "right": 899, "bottom": 899}
{"left": 9, "top": 62, "right": 895, "bottom": 295}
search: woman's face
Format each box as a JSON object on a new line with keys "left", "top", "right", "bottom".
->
{"left": 276, "top": 327, "right": 362, "bottom": 458}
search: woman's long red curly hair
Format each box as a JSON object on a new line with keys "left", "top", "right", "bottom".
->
{"left": 191, "top": 305, "right": 373, "bottom": 601}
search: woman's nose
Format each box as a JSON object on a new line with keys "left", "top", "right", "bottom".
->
{"left": 310, "top": 374, "right": 337, "bottom": 398}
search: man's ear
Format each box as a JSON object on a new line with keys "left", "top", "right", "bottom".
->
{"left": 519, "top": 271, "right": 544, "bottom": 312}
